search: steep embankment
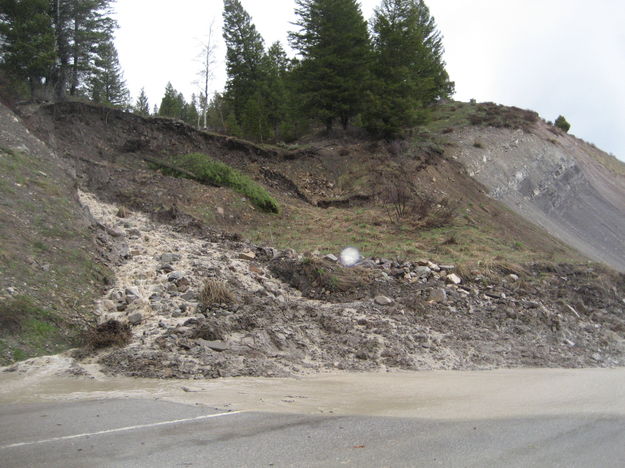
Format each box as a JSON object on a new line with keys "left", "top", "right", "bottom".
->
{"left": 0, "top": 103, "right": 112, "bottom": 364}
{"left": 446, "top": 121, "right": 625, "bottom": 272}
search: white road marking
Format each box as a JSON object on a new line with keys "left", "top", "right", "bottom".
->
{"left": 0, "top": 410, "right": 243, "bottom": 450}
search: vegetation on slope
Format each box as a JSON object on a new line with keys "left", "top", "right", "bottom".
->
{"left": 154, "top": 153, "right": 279, "bottom": 213}
{"left": 0, "top": 146, "right": 111, "bottom": 365}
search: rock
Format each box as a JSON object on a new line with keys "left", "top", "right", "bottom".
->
{"left": 127, "top": 228, "right": 141, "bottom": 238}
{"left": 508, "top": 274, "right": 520, "bottom": 281}
{"left": 429, "top": 288, "right": 448, "bottom": 303}
{"left": 175, "top": 277, "right": 190, "bottom": 293}
{"left": 159, "top": 253, "right": 181, "bottom": 263}
{"left": 159, "top": 264, "right": 174, "bottom": 273}
{"left": 181, "top": 291, "right": 197, "bottom": 301}
{"left": 128, "top": 312, "right": 143, "bottom": 325}
{"left": 198, "top": 339, "right": 229, "bottom": 352}
{"left": 239, "top": 251, "right": 256, "bottom": 261}
{"left": 106, "top": 226, "right": 124, "bottom": 238}
{"left": 168, "top": 272, "right": 183, "bottom": 282}
{"left": 427, "top": 261, "right": 441, "bottom": 272}
{"left": 414, "top": 266, "right": 432, "bottom": 278}
{"left": 439, "top": 265, "right": 455, "bottom": 271}
{"left": 6, "top": 287, "right": 16, "bottom": 295}
{"left": 374, "top": 295, "right": 394, "bottom": 306}
{"left": 125, "top": 287, "right": 140, "bottom": 298}
{"left": 447, "top": 273, "right": 462, "bottom": 285}
{"left": 357, "top": 259, "right": 378, "bottom": 269}
{"left": 324, "top": 254, "right": 338, "bottom": 262}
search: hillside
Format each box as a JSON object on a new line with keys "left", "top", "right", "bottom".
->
{"left": 1, "top": 100, "right": 625, "bottom": 375}
{"left": 436, "top": 102, "right": 625, "bottom": 271}
{"left": 0, "top": 103, "right": 112, "bottom": 365}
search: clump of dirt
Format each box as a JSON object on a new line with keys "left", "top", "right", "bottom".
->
{"left": 83, "top": 319, "right": 131, "bottom": 350}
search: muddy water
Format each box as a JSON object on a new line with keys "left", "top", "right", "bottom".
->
{"left": 2, "top": 366, "right": 624, "bottom": 420}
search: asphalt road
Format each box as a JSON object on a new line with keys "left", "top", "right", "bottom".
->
{"left": 1, "top": 398, "right": 625, "bottom": 467}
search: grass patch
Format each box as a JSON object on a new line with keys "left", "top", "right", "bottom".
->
{"left": 199, "top": 279, "right": 235, "bottom": 306}
{"left": 153, "top": 153, "right": 279, "bottom": 213}
{"left": 0, "top": 296, "right": 73, "bottom": 363}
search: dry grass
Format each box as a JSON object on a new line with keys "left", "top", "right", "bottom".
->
{"left": 455, "top": 260, "right": 529, "bottom": 282}
{"left": 200, "top": 279, "right": 235, "bottom": 306}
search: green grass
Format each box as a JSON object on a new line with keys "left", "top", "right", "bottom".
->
{"left": 0, "top": 296, "right": 73, "bottom": 364}
{"left": 159, "top": 153, "right": 279, "bottom": 213}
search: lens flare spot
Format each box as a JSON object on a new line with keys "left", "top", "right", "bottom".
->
{"left": 340, "top": 247, "right": 361, "bottom": 267}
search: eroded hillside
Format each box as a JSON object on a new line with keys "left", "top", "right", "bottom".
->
{"left": 21, "top": 101, "right": 583, "bottom": 269}
{"left": 2, "top": 99, "right": 625, "bottom": 374}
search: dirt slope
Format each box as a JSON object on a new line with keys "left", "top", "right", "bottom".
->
{"left": 447, "top": 122, "right": 625, "bottom": 271}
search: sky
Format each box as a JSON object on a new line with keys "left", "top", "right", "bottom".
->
{"left": 114, "top": 0, "right": 625, "bottom": 160}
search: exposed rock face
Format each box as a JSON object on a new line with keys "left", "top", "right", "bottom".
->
{"left": 449, "top": 124, "right": 625, "bottom": 272}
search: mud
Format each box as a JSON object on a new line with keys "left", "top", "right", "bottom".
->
{"left": 2, "top": 362, "right": 625, "bottom": 420}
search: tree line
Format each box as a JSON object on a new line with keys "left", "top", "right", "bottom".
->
{"left": 216, "top": 0, "right": 454, "bottom": 140}
{"left": 1, "top": 0, "right": 454, "bottom": 141}
{"left": 0, "top": 0, "right": 128, "bottom": 106}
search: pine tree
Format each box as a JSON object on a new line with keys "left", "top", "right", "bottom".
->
{"left": 134, "top": 87, "right": 150, "bottom": 116}
{"left": 50, "top": 0, "right": 118, "bottom": 100}
{"left": 222, "top": 0, "right": 265, "bottom": 128}
{"left": 262, "top": 41, "right": 290, "bottom": 139}
{"left": 0, "top": 0, "right": 56, "bottom": 98}
{"left": 365, "top": 0, "right": 454, "bottom": 137}
{"left": 158, "top": 82, "right": 186, "bottom": 120}
{"left": 290, "top": 0, "right": 371, "bottom": 131}
{"left": 88, "top": 39, "right": 129, "bottom": 107}
{"left": 67, "top": 0, "right": 116, "bottom": 96}
{"left": 181, "top": 93, "right": 199, "bottom": 126}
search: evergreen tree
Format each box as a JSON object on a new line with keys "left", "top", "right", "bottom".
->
{"left": 262, "top": 41, "right": 290, "bottom": 139}
{"left": 134, "top": 87, "right": 150, "bottom": 116}
{"left": 181, "top": 93, "right": 199, "bottom": 126}
{"left": 67, "top": 0, "right": 116, "bottom": 96}
{"left": 222, "top": 0, "right": 265, "bottom": 128}
{"left": 50, "top": 0, "right": 118, "bottom": 100}
{"left": 365, "top": 0, "right": 454, "bottom": 137}
{"left": 158, "top": 82, "right": 183, "bottom": 119}
{"left": 290, "top": 0, "right": 371, "bottom": 131}
{"left": 0, "top": 0, "right": 56, "bottom": 98}
{"left": 88, "top": 39, "right": 129, "bottom": 107}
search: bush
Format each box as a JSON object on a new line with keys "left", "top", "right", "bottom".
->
{"left": 161, "top": 153, "right": 279, "bottom": 213}
{"left": 555, "top": 115, "right": 571, "bottom": 133}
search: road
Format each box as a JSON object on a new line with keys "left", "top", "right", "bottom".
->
{"left": 1, "top": 367, "right": 625, "bottom": 467}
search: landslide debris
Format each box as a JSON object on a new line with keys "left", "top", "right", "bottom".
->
{"left": 28, "top": 191, "right": 623, "bottom": 380}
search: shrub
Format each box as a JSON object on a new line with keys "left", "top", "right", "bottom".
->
{"left": 199, "top": 279, "right": 235, "bottom": 306}
{"left": 555, "top": 115, "right": 571, "bottom": 133}
{"left": 160, "top": 153, "right": 279, "bottom": 213}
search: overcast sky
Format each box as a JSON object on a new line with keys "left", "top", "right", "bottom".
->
{"left": 114, "top": 0, "right": 625, "bottom": 160}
